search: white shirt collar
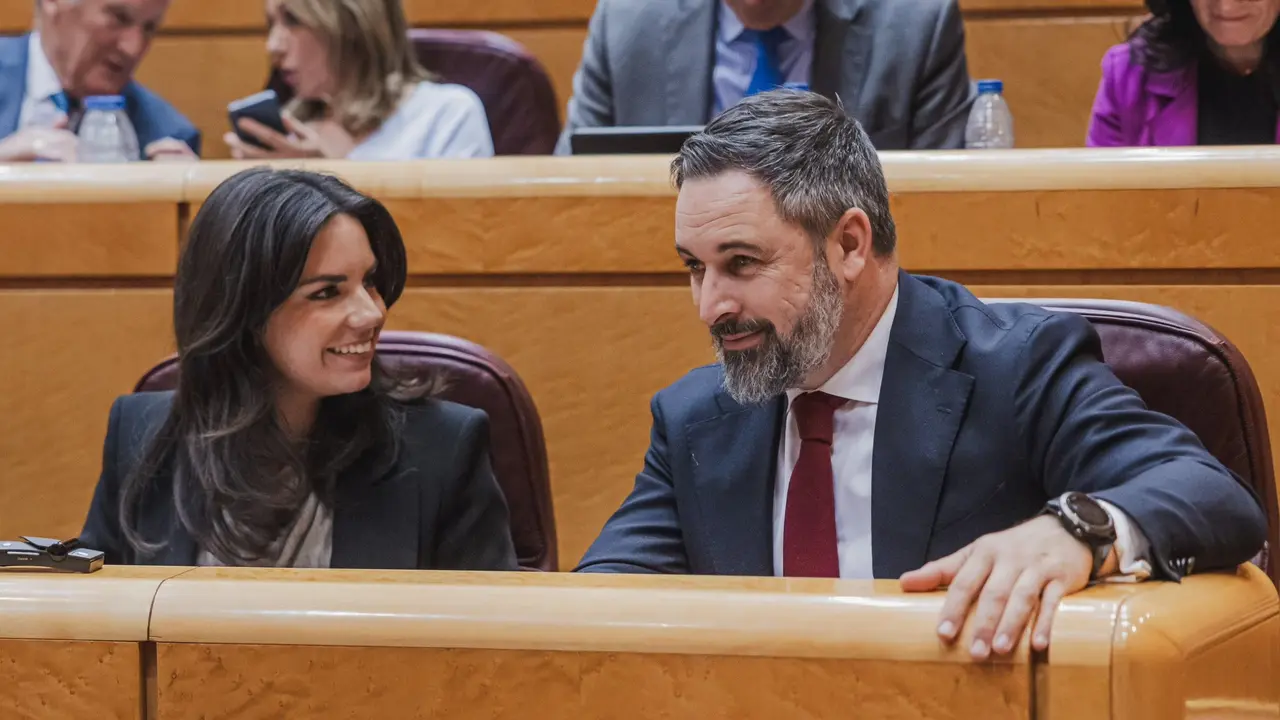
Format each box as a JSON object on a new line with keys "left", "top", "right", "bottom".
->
{"left": 717, "top": 0, "right": 817, "bottom": 45}
{"left": 25, "top": 32, "right": 63, "bottom": 104}
{"left": 787, "top": 282, "right": 900, "bottom": 407}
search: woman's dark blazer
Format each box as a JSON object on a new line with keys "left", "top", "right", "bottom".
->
{"left": 79, "top": 391, "right": 520, "bottom": 570}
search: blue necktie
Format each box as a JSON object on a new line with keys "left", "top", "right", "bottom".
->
{"left": 48, "top": 91, "right": 83, "bottom": 131}
{"left": 744, "top": 27, "right": 790, "bottom": 97}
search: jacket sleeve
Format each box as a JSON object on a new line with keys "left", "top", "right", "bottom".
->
{"left": 575, "top": 394, "right": 691, "bottom": 573}
{"left": 909, "top": 0, "right": 975, "bottom": 149}
{"left": 1014, "top": 312, "right": 1267, "bottom": 579}
{"left": 432, "top": 410, "right": 520, "bottom": 571}
{"left": 180, "top": 125, "right": 202, "bottom": 157}
{"left": 554, "top": 0, "right": 616, "bottom": 155}
{"left": 79, "top": 396, "right": 128, "bottom": 565}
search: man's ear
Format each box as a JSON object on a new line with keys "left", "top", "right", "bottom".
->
{"left": 829, "top": 207, "right": 874, "bottom": 283}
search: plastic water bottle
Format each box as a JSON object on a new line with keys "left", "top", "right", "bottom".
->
{"left": 77, "top": 95, "right": 140, "bottom": 163}
{"left": 965, "top": 79, "right": 1014, "bottom": 149}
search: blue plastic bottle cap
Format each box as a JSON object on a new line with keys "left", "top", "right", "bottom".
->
{"left": 976, "top": 79, "right": 1003, "bottom": 95}
{"left": 83, "top": 95, "right": 126, "bottom": 111}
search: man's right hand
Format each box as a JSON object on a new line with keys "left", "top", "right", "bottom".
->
{"left": 0, "top": 120, "right": 79, "bottom": 163}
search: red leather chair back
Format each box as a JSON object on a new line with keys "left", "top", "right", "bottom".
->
{"left": 267, "top": 29, "right": 560, "bottom": 155}
{"left": 134, "top": 331, "right": 558, "bottom": 571}
{"left": 988, "top": 298, "right": 1277, "bottom": 585}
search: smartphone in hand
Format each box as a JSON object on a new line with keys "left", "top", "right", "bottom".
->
{"left": 228, "top": 90, "right": 289, "bottom": 149}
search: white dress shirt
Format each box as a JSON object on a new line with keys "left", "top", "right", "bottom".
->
{"left": 772, "top": 283, "right": 1153, "bottom": 580}
{"left": 711, "top": 0, "right": 816, "bottom": 116}
{"left": 17, "top": 33, "right": 65, "bottom": 131}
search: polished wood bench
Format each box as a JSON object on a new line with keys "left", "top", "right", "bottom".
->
{"left": 0, "top": 564, "right": 1273, "bottom": 719}
{"left": 2, "top": 150, "right": 1279, "bottom": 569}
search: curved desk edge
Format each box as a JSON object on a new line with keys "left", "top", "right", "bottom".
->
{"left": 0, "top": 566, "right": 193, "bottom": 641}
{"left": 1039, "top": 564, "right": 1280, "bottom": 720}
{"left": 148, "top": 568, "right": 1030, "bottom": 663}
{"left": 6, "top": 148, "right": 1280, "bottom": 205}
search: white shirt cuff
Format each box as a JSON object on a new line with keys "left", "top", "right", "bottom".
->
{"left": 1096, "top": 499, "right": 1152, "bottom": 582}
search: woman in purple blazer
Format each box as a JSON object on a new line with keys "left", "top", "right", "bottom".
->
{"left": 1088, "top": 0, "right": 1280, "bottom": 147}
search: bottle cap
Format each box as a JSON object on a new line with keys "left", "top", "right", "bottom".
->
{"left": 83, "top": 95, "right": 126, "bottom": 111}
{"left": 976, "top": 80, "right": 1004, "bottom": 95}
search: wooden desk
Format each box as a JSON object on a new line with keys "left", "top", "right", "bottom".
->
{"left": 1, "top": 151, "right": 1278, "bottom": 570}
{"left": 0, "top": 566, "right": 192, "bottom": 720}
{"left": 4, "top": 564, "right": 1272, "bottom": 719}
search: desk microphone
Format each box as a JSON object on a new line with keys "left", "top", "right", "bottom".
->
{"left": 0, "top": 537, "right": 103, "bottom": 573}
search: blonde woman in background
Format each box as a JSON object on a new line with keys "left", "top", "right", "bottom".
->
{"left": 226, "top": 0, "right": 494, "bottom": 159}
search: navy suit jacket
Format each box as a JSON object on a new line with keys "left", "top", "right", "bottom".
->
{"left": 0, "top": 34, "right": 201, "bottom": 156}
{"left": 80, "top": 391, "right": 519, "bottom": 570}
{"left": 577, "top": 272, "right": 1267, "bottom": 580}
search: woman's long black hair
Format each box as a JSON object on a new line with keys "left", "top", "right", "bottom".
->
{"left": 119, "top": 167, "right": 415, "bottom": 564}
{"left": 1131, "top": 0, "right": 1280, "bottom": 76}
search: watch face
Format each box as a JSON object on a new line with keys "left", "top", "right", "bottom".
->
{"left": 1067, "top": 493, "right": 1110, "bottom": 527}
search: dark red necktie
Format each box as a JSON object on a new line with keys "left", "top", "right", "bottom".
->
{"left": 783, "top": 391, "right": 847, "bottom": 578}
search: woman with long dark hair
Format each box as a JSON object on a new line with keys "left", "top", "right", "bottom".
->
{"left": 80, "top": 167, "right": 518, "bottom": 570}
{"left": 1088, "top": 0, "right": 1280, "bottom": 146}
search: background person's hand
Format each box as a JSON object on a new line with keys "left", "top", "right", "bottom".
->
{"left": 899, "top": 515, "right": 1096, "bottom": 660}
{"left": 144, "top": 137, "right": 199, "bottom": 162}
{"left": 223, "top": 112, "right": 342, "bottom": 160}
{"left": 0, "top": 118, "right": 79, "bottom": 163}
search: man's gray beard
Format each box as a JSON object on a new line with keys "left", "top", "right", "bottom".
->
{"left": 716, "top": 261, "right": 844, "bottom": 406}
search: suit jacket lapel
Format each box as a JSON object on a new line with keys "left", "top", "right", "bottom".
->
{"left": 871, "top": 273, "right": 974, "bottom": 578}
{"left": 330, "top": 453, "right": 420, "bottom": 569}
{"left": 812, "top": 0, "right": 870, "bottom": 109}
{"left": 664, "top": 0, "right": 717, "bottom": 124}
{"left": 0, "top": 34, "right": 30, "bottom": 137}
{"left": 688, "top": 394, "right": 784, "bottom": 575}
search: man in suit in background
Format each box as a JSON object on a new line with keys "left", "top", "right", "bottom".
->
{"left": 555, "top": 0, "right": 975, "bottom": 154}
{"left": 577, "top": 89, "right": 1267, "bottom": 661}
{"left": 0, "top": 0, "right": 199, "bottom": 162}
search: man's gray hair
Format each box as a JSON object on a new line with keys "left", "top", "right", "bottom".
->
{"left": 671, "top": 90, "right": 896, "bottom": 256}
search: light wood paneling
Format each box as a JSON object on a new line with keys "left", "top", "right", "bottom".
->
{"left": 961, "top": 0, "right": 1142, "bottom": 11}
{"left": 0, "top": 290, "right": 174, "bottom": 542}
{"left": 134, "top": 35, "right": 272, "bottom": 161}
{"left": 388, "top": 196, "right": 679, "bottom": 273}
{"left": 966, "top": 16, "right": 1137, "bottom": 148}
{"left": 0, "top": 203, "right": 177, "bottom": 277}
{"left": 0, "top": 0, "right": 26, "bottom": 32}
{"left": 154, "top": 645, "right": 1029, "bottom": 720}
{"left": 0, "top": 640, "right": 145, "bottom": 720}
{"left": 384, "top": 187, "right": 1280, "bottom": 275}
{"left": 895, "top": 188, "right": 1280, "bottom": 270}
{"left": 502, "top": 26, "right": 586, "bottom": 119}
